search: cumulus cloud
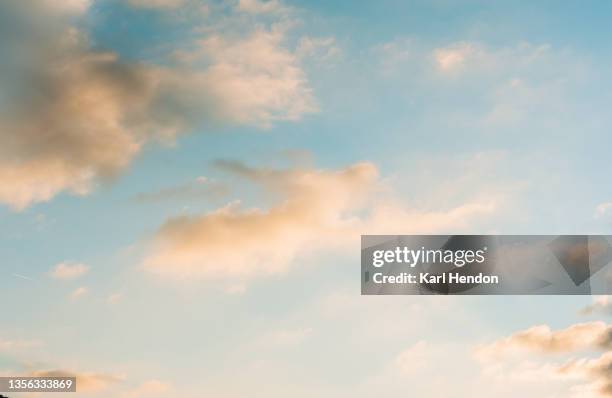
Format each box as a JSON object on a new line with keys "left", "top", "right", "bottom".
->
{"left": 0, "top": 0, "right": 316, "bottom": 209}
{"left": 49, "top": 262, "right": 89, "bottom": 280}
{"left": 191, "top": 29, "right": 317, "bottom": 127}
{"left": 142, "top": 160, "right": 499, "bottom": 282}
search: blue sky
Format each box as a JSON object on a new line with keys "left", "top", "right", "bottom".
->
{"left": 0, "top": 1, "right": 611, "bottom": 397}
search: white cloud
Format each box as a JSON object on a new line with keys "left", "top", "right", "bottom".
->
{"left": 430, "top": 41, "right": 553, "bottom": 75}
{"left": 49, "top": 262, "right": 90, "bottom": 280}
{"left": 193, "top": 29, "right": 317, "bottom": 127}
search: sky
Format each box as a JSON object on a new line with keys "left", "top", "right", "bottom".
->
{"left": 0, "top": 0, "right": 611, "bottom": 397}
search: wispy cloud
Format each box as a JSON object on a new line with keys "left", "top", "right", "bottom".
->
{"left": 70, "top": 286, "right": 89, "bottom": 300}
{"left": 29, "top": 369, "right": 123, "bottom": 393}
{"left": 595, "top": 203, "right": 612, "bottom": 219}
{"left": 476, "top": 321, "right": 612, "bottom": 397}
{"left": 126, "top": 0, "right": 185, "bottom": 9}
{"left": 142, "top": 160, "right": 500, "bottom": 284}
{"left": 581, "top": 296, "right": 612, "bottom": 316}
{"left": 476, "top": 321, "right": 612, "bottom": 357}
{"left": 133, "top": 177, "right": 228, "bottom": 203}
{"left": 120, "top": 379, "right": 171, "bottom": 398}
{"left": 49, "top": 262, "right": 89, "bottom": 280}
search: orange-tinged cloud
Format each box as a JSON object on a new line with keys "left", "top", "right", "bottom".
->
{"left": 0, "top": 1, "right": 316, "bottom": 210}
{"left": 477, "top": 321, "right": 612, "bottom": 397}
{"left": 142, "top": 161, "right": 499, "bottom": 282}
{"left": 142, "top": 162, "right": 378, "bottom": 279}
{"left": 477, "top": 322, "right": 612, "bottom": 358}
{"left": 29, "top": 369, "right": 122, "bottom": 393}
{"left": 49, "top": 262, "right": 90, "bottom": 280}
{"left": 582, "top": 296, "right": 612, "bottom": 316}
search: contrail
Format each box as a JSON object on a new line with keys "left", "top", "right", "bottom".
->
{"left": 12, "top": 273, "right": 33, "bottom": 281}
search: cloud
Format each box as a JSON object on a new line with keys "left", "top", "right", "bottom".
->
{"left": 433, "top": 42, "right": 480, "bottom": 72}
{"left": 0, "top": 1, "right": 316, "bottom": 210}
{"left": 142, "top": 160, "right": 499, "bottom": 282}
{"left": 134, "top": 177, "right": 228, "bottom": 203}
{"left": 581, "top": 296, "right": 612, "bottom": 316}
{"left": 477, "top": 321, "right": 612, "bottom": 397}
{"left": 430, "top": 41, "right": 553, "bottom": 75}
{"left": 42, "top": 0, "right": 91, "bottom": 14}
{"left": 596, "top": 203, "right": 612, "bottom": 219}
{"left": 395, "top": 341, "right": 432, "bottom": 374}
{"left": 296, "top": 36, "right": 341, "bottom": 65}
{"left": 107, "top": 293, "right": 124, "bottom": 305}
{"left": 120, "top": 380, "right": 171, "bottom": 398}
{"left": 376, "top": 38, "right": 586, "bottom": 133}
{"left": 142, "top": 161, "right": 379, "bottom": 279}
{"left": 477, "top": 322, "right": 612, "bottom": 358}
{"left": 127, "top": 0, "right": 185, "bottom": 9}
{"left": 70, "top": 286, "right": 89, "bottom": 300}
{"left": 0, "top": 338, "right": 43, "bottom": 353}
{"left": 267, "top": 327, "right": 313, "bottom": 346}
{"left": 191, "top": 28, "right": 317, "bottom": 127}
{"left": 49, "top": 262, "right": 89, "bottom": 280}
{"left": 29, "top": 369, "right": 122, "bottom": 393}
{"left": 237, "top": 0, "right": 286, "bottom": 15}
{"left": 559, "top": 352, "right": 612, "bottom": 397}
